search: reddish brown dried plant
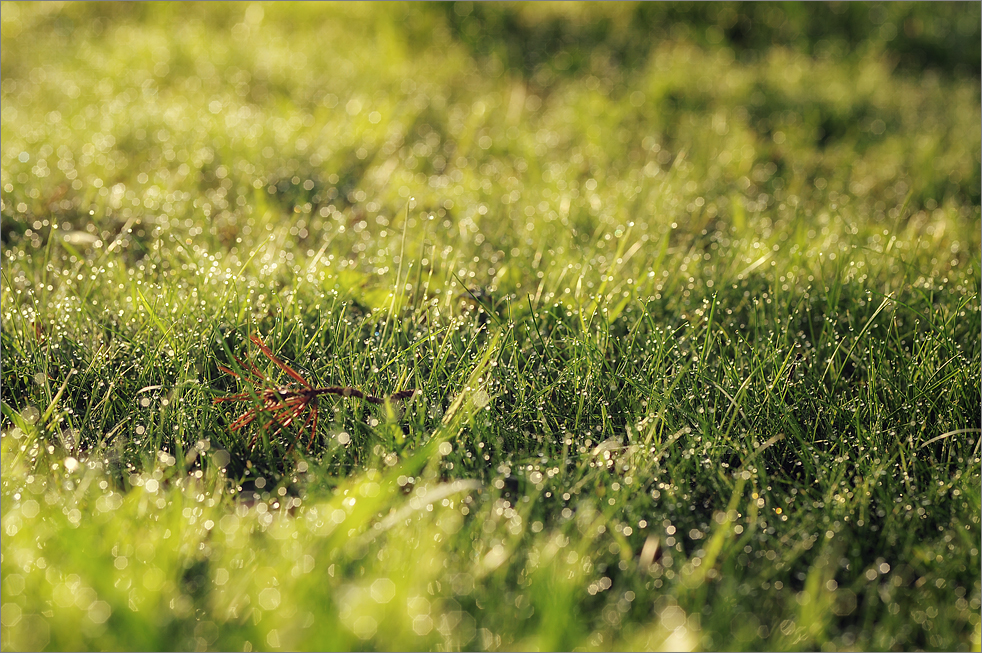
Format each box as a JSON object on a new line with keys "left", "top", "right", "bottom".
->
{"left": 214, "top": 335, "right": 415, "bottom": 450}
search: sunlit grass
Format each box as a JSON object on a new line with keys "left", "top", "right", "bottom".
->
{"left": 2, "top": 2, "right": 980, "bottom": 651}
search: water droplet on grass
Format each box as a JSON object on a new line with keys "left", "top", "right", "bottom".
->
{"left": 20, "top": 406, "right": 39, "bottom": 424}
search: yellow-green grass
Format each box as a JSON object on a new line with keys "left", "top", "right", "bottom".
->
{"left": 2, "top": 3, "right": 979, "bottom": 650}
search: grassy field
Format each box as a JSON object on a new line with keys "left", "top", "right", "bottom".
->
{"left": 1, "top": 2, "right": 980, "bottom": 650}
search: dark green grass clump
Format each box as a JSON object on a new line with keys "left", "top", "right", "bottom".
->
{"left": 2, "top": 3, "right": 980, "bottom": 651}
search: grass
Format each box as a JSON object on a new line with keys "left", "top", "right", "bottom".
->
{"left": 1, "top": 2, "right": 980, "bottom": 651}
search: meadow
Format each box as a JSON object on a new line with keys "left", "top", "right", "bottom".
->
{"left": 1, "top": 2, "right": 980, "bottom": 650}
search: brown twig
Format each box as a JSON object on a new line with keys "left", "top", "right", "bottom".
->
{"left": 214, "top": 335, "right": 415, "bottom": 450}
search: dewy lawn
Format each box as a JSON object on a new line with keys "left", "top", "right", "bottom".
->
{"left": 1, "top": 3, "right": 980, "bottom": 651}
